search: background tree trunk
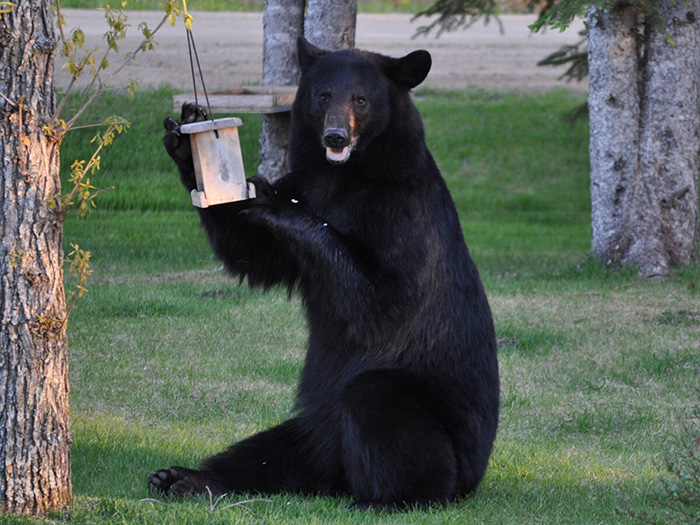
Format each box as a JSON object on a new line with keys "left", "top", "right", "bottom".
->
{"left": 629, "top": 0, "right": 700, "bottom": 276}
{"left": 258, "top": 0, "right": 357, "bottom": 181}
{"left": 587, "top": 5, "right": 640, "bottom": 267}
{"left": 258, "top": 0, "right": 304, "bottom": 181}
{"left": 588, "top": 0, "right": 700, "bottom": 276}
{"left": 304, "top": 0, "right": 357, "bottom": 50}
{"left": 0, "top": 0, "right": 72, "bottom": 515}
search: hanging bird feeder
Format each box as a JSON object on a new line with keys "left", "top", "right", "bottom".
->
{"left": 179, "top": 3, "right": 255, "bottom": 208}
{"left": 180, "top": 118, "right": 255, "bottom": 208}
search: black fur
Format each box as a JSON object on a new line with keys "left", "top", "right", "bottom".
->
{"left": 149, "top": 37, "right": 499, "bottom": 510}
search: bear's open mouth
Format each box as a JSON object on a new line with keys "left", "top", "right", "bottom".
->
{"left": 326, "top": 146, "right": 351, "bottom": 164}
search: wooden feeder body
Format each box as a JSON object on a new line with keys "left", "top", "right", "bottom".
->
{"left": 179, "top": 117, "right": 256, "bottom": 208}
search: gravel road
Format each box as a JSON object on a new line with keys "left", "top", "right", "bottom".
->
{"left": 55, "top": 9, "right": 587, "bottom": 93}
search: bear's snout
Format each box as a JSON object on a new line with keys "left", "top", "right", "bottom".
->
{"left": 323, "top": 128, "right": 350, "bottom": 149}
{"left": 323, "top": 128, "right": 353, "bottom": 164}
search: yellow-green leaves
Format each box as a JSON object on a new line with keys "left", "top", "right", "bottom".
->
{"left": 51, "top": 116, "right": 129, "bottom": 219}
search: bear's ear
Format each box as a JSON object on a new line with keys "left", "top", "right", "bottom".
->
{"left": 384, "top": 50, "right": 432, "bottom": 90}
{"left": 297, "top": 36, "right": 327, "bottom": 75}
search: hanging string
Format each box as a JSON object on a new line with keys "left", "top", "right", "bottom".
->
{"left": 183, "top": 1, "right": 218, "bottom": 138}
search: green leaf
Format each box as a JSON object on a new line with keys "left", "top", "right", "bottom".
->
{"left": 71, "top": 28, "right": 85, "bottom": 46}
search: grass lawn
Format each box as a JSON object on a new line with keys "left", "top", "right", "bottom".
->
{"left": 7, "top": 86, "right": 698, "bottom": 523}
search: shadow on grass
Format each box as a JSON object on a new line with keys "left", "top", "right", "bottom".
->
{"left": 68, "top": 414, "right": 659, "bottom": 524}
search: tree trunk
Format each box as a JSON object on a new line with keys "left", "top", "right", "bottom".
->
{"left": 258, "top": 0, "right": 357, "bottom": 181}
{"left": 630, "top": 0, "right": 700, "bottom": 276}
{"left": 0, "top": 1, "right": 72, "bottom": 515}
{"left": 588, "top": 0, "right": 700, "bottom": 276}
{"left": 587, "top": 5, "right": 640, "bottom": 267}
{"left": 258, "top": 0, "right": 304, "bottom": 181}
{"left": 304, "top": 0, "right": 357, "bottom": 50}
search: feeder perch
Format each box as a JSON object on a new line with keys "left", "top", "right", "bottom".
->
{"left": 179, "top": 117, "right": 256, "bottom": 208}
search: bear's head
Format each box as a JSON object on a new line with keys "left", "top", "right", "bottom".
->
{"left": 293, "top": 37, "right": 432, "bottom": 166}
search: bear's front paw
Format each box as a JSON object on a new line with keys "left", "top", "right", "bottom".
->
{"left": 249, "top": 176, "right": 282, "bottom": 207}
{"left": 179, "top": 102, "right": 208, "bottom": 125}
{"left": 162, "top": 103, "right": 210, "bottom": 192}
{"left": 148, "top": 466, "right": 221, "bottom": 497}
{"left": 162, "top": 103, "right": 207, "bottom": 153}
{"left": 238, "top": 177, "right": 285, "bottom": 225}
{"left": 162, "top": 116, "right": 182, "bottom": 153}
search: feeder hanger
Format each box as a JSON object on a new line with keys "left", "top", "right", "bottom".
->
{"left": 177, "top": 3, "right": 254, "bottom": 208}
{"left": 182, "top": 1, "right": 219, "bottom": 138}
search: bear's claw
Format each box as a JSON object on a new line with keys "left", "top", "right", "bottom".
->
{"left": 148, "top": 467, "right": 195, "bottom": 496}
{"left": 148, "top": 466, "right": 224, "bottom": 497}
{"left": 180, "top": 102, "right": 208, "bottom": 124}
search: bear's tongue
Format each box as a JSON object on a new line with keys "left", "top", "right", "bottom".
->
{"left": 326, "top": 146, "right": 350, "bottom": 163}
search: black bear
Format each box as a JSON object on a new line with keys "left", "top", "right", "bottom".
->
{"left": 149, "top": 37, "right": 499, "bottom": 511}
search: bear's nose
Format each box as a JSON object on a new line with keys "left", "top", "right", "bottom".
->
{"left": 323, "top": 129, "right": 350, "bottom": 149}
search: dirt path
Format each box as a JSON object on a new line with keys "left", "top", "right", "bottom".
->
{"left": 55, "top": 10, "right": 586, "bottom": 94}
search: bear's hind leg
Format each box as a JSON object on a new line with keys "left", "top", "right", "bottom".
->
{"left": 149, "top": 417, "right": 342, "bottom": 497}
{"left": 340, "top": 370, "right": 457, "bottom": 510}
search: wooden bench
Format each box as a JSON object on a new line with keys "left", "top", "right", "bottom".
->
{"left": 173, "top": 86, "right": 298, "bottom": 114}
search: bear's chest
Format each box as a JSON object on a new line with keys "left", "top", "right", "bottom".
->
{"left": 299, "top": 177, "right": 414, "bottom": 241}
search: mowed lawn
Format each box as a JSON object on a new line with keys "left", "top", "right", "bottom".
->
{"left": 8, "top": 86, "right": 698, "bottom": 524}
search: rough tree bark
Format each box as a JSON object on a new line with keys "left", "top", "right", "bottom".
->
{"left": 588, "top": 5, "right": 640, "bottom": 267}
{"left": 304, "top": 0, "right": 357, "bottom": 50}
{"left": 0, "top": 0, "right": 72, "bottom": 515}
{"left": 588, "top": 0, "right": 700, "bottom": 276}
{"left": 631, "top": 0, "right": 700, "bottom": 276}
{"left": 258, "top": 0, "right": 304, "bottom": 181}
{"left": 258, "top": 0, "right": 357, "bottom": 181}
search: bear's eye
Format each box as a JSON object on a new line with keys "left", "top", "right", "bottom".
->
{"left": 355, "top": 95, "right": 367, "bottom": 106}
{"left": 319, "top": 92, "right": 330, "bottom": 102}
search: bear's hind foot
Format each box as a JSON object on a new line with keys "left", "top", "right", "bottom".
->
{"left": 148, "top": 466, "right": 224, "bottom": 497}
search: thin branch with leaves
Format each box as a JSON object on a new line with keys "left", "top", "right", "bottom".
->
{"left": 52, "top": 0, "right": 177, "bottom": 133}
{"left": 49, "top": 0, "right": 185, "bottom": 325}
{"left": 48, "top": 116, "right": 129, "bottom": 217}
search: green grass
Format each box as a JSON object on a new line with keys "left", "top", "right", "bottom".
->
{"left": 417, "top": 88, "right": 591, "bottom": 274}
{"left": 8, "top": 85, "right": 700, "bottom": 523}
